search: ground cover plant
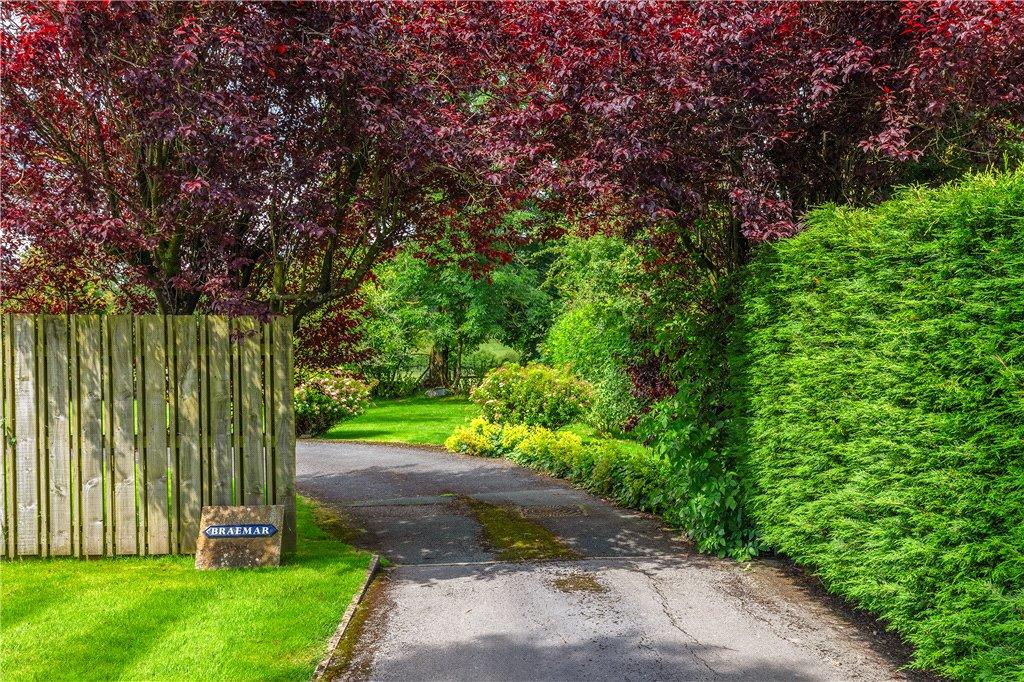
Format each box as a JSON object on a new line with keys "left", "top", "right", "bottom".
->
{"left": 0, "top": 497, "right": 372, "bottom": 681}
{"left": 730, "top": 171, "right": 1024, "bottom": 679}
{"left": 321, "top": 395, "right": 479, "bottom": 446}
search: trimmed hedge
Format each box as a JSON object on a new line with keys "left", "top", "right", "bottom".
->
{"left": 731, "top": 171, "right": 1024, "bottom": 679}
{"left": 446, "top": 419, "right": 670, "bottom": 514}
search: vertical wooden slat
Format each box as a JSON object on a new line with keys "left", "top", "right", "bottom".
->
{"left": 141, "top": 316, "right": 169, "bottom": 555}
{"left": 262, "top": 321, "right": 274, "bottom": 505}
{"left": 174, "top": 317, "right": 201, "bottom": 552}
{"left": 238, "top": 318, "right": 264, "bottom": 505}
{"left": 199, "top": 318, "right": 210, "bottom": 507}
{"left": 68, "top": 318, "right": 81, "bottom": 557}
{"left": 207, "top": 317, "right": 232, "bottom": 505}
{"left": 35, "top": 316, "right": 48, "bottom": 557}
{"left": 13, "top": 316, "right": 39, "bottom": 555}
{"left": 109, "top": 316, "right": 137, "bottom": 555}
{"left": 231, "top": 318, "right": 243, "bottom": 504}
{"left": 77, "top": 316, "right": 105, "bottom": 556}
{"left": 1, "top": 315, "right": 12, "bottom": 556}
{"left": 101, "top": 318, "right": 114, "bottom": 554}
{"left": 133, "top": 318, "right": 146, "bottom": 552}
{"left": 44, "top": 316, "right": 72, "bottom": 555}
{"left": 272, "top": 317, "right": 296, "bottom": 551}
{"left": 166, "top": 316, "right": 178, "bottom": 554}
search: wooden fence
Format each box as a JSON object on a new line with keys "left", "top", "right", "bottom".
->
{"left": 0, "top": 315, "right": 295, "bottom": 558}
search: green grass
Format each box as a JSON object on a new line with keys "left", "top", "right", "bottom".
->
{"left": 559, "top": 423, "right": 647, "bottom": 456}
{"left": 321, "top": 395, "right": 479, "bottom": 445}
{"left": 1, "top": 497, "right": 371, "bottom": 681}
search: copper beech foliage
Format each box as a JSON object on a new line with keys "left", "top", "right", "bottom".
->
{"left": 2, "top": 1, "right": 1022, "bottom": 321}
{"left": 445, "top": 1, "right": 1024, "bottom": 274}
{"left": 0, "top": 2, "right": 511, "bottom": 321}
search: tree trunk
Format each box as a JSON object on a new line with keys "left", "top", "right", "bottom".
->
{"left": 425, "top": 345, "right": 451, "bottom": 388}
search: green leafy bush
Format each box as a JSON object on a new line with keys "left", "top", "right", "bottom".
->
{"left": 545, "top": 303, "right": 640, "bottom": 433}
{"left": 641, "top": 277, "right": 761, "bottom": 561}
{"left": 445, "top": 419, "right": 670, "bottom": 515}
{"left": 294, "top": 370, "right": 372, "bottom": 436}
{"left": 471, "top": 363, "right": 593, "bottom": 429}
{"left": 731, "top": 170, "right": 1024, "bottom": 679}
{"left": 542, "top": 236, "right": 645, "bottom": 433}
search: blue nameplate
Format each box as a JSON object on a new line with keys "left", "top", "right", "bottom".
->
{"left": 203, "top": 523, "right": 278, "bottom": 539}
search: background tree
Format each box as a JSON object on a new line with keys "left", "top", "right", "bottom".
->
{"left": 541, "top": 235, "right": 645, "bottom": 433}
{"left": 357, "top": 246, "right": 550, "bottom": 391}
{"left": 0, "top": 1, "right": 508, "bottom": 331}
{"left": 452, "top": 1, "right": 1024, "bottom": 275}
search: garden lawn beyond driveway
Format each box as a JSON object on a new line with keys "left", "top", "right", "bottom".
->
{"left": 0, "top": 498, "right": 371, "bottom": 681}
{"left": 322, "top": 395, "right": 478, "bottom": 445}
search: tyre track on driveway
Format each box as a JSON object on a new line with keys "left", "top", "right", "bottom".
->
{"left": 298, "top": 440, "right": 924, "bottom": 682}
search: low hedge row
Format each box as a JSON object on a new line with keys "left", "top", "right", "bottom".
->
{"left": 446, "top": 418, "right": 670, "bottom": 514}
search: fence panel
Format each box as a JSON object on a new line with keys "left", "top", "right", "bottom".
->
{"left": 110, "top": 316, "right": 137, "bottom": 555}
{"left": 140, "top": 316, "right": 169, "bottom": 555}
{"left": 0, "top": 314, "right": 295, "bottom": 558}
{"left": 174, "top": 316, "right": 201, "bottom": 553}
{"left": 206, "top": 317, "right": 232, "bottom": 506}
{"left": 13, "top": 316, "right": 39, "bottom": 556}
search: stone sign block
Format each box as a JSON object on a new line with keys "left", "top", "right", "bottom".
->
{"left": 195, "top": 505, "right": 284, "bottom": 570}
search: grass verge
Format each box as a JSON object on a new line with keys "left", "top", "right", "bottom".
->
{"left": 0, "top": 497, "right": 371, "bottom": 681}
{"left": 321, "top": 395, "right": 479, "bottom": 445}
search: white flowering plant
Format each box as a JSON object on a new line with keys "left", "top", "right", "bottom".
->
{"left": 294, "top": 369, "right": 373, "bottom": 436}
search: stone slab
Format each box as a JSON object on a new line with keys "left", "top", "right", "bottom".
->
{"left": 195, "top": 505, "right": 284, "bottom": 570}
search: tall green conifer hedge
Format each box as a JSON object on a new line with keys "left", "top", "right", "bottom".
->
{"left": 730, "top": 171, "right": 1024, "bottom": 679}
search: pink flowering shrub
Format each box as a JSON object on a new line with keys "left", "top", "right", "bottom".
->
{"left": 294, "top": 369, "right": 372, "bottom": 436}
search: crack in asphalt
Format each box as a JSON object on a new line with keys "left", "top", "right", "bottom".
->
{"left": 636, "top": 565, "right": 721, "bottom": 677}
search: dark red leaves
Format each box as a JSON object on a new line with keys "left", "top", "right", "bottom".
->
{"left": 2, "top": 0, "right": 1021, "bottom": 317}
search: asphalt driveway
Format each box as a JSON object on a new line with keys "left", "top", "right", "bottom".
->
{"left": 298, "top": 440, "right": 918, "bottom": 681}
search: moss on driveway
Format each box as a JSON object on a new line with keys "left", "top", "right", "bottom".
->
{"left": 460, "top": 495, "right": 578, "bottom": 562}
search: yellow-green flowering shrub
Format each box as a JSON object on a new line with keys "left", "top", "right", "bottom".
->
{"left": 471, "top": 363, "right": 593, "bottom": 429}
{"left": 443, "top": 417, "right": 503, "bottom": 457}
{"left": 445, "top": 419, "right": 672, "bottom": 518}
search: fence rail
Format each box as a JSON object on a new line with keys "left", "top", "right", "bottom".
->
{"left": 0, "top": 315, "right": 295, "bottom": 558}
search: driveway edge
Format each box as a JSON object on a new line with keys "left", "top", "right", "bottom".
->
{"left": 313, "top": 553, "right": 381, "bottom": 680}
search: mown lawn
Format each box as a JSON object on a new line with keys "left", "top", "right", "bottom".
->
{"left": 321, "top": 395, "right": 479, "bottom": 446}
{"left": 0, "top": 498, "right": 370, "bottom": 682}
